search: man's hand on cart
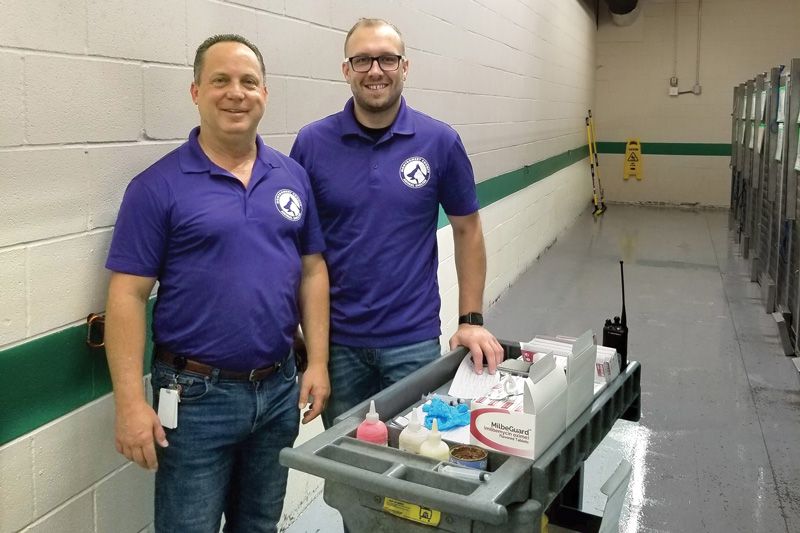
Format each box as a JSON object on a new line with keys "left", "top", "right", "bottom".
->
{"left": 298, "top": 361, "right": 330, "bottom": 424}
{"left": 449, "top": 325, "right": 504, "bottom": 375}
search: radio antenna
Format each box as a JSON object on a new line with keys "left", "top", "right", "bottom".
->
{"left": 620, "top": 261, "right": 626, "bottom": 327}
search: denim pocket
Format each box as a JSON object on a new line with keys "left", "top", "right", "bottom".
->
{"left": 281, "top": 352, "right": 297, "bottom": 382}
{"left": 151, "top": 361, "right": 211, "bottom": 402}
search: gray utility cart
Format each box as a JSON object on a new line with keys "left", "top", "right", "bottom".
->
{"left": 280, "top": 341, "right": 641, "bottom": 532}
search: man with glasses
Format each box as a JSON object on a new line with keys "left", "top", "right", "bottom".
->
{"left": 291, "top": 18, "right": 503, "bottom": 429}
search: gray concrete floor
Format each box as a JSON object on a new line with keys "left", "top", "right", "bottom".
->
{"left": 285, "top": 205, "right": 800, "bottom": 533}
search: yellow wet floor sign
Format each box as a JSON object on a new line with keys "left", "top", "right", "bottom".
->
{"left": 624, "top": 139, "right": 642, "bottom": 180}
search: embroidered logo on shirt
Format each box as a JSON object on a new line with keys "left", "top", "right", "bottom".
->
{"left": 399, "top": 156, "right": 431, "bottom": 188}
{"left": 274, "top": 189, "right": 303, "bottom": 221}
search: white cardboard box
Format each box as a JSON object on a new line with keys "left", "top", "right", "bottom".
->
{"left": 469, "top": 354, "right": 567, "bottom": 459}
{"left": 565, "top": 330, "right": 597, "bottom": 426}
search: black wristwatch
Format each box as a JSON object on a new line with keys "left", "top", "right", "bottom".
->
{"left": 458, "top": 312, "right": 484, "bottom": 326}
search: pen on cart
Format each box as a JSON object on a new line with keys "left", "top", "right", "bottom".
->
{"left": 421, "top": 393, "right": 466, "bottom": 406}
{"left": 438, "top": 464, "right": 491, "bottom": 482}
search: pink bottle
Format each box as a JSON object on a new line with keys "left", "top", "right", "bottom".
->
{"left": 356, "top": 400, "right": 388, "bottom": 446}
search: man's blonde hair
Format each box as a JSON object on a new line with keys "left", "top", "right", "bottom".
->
{"left": 344, "top": 18, "right": 405, "bottom": 56}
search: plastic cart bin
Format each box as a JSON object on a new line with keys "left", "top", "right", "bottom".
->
{"left": 280, "top": 341, "right": 641, "bottom": 532}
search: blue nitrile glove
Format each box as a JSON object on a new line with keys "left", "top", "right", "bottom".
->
{"left": 422, "top": 398, "right": 470, "bottom": 430}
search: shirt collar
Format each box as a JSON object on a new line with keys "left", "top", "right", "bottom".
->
{"left": 339, "top": 97, "right": 415, "bottom": 141}
{"left": 179, "top": 126, "right": 278, "bottom": 178}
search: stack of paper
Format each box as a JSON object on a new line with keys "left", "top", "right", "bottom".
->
{"left": 447, "top": 355, "right": 501, "bottom": 399}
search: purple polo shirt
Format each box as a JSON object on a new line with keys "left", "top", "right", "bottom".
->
{"left": 290, "top": 97, "right": 479, "bottom": 347}
{"left": 106, "top": 127, "right": 325, "bottom": 370}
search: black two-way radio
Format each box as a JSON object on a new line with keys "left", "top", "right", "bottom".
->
{"left": 602, "top": 260, "right": 628, "bottom": 369}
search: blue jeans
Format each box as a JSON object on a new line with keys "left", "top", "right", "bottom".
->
{"left": 322, "top": 339, "right": 441, "bottom": 428}
{"left": 151, "top": 354, "right": 299, "bottom": 533}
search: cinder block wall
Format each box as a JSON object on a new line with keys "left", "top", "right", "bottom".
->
{"left": 0, "top": 1, "right": 596, "bottom": 531}
{"left": 595, "top": 0, "right": 800, "bottom": 207}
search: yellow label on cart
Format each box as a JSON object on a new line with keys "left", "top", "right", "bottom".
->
{"left": 382, "top": 497, "right": 441, "bottom": 526}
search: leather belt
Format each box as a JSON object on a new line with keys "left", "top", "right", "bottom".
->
{"left": 155, "top": 348, "right": 281, "bottom": 382}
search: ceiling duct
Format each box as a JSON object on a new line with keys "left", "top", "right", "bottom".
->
{"left": 605, "top": 0, "right": 640, "bottom": 26}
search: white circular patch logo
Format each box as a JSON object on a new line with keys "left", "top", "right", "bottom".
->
{"left": 399, "top": 156, "right": 431, "bottom": 188}
{"left": 274, "top": 189, "right": 303, "bottom": 221}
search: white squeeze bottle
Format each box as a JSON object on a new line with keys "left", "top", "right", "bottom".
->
{"left": 355, "top": 400, "right": 388, "bottom": 446}
{"left": 398, "top": 407, "right": 429, "bottom": 454}
{"left": 418, "top": 419, "right": 450, "bottom": 461}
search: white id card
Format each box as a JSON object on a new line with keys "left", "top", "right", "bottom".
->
{"left": 158, "top": 388, "right": 180, "bottom": 429}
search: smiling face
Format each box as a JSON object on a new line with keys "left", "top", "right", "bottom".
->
{"left": 190, "top": 41, "right": 268, "bottom": 144}
{"left": 342, "top": 23, "right": 408, "bottom": 127}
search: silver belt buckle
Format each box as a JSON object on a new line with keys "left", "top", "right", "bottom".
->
{"left": 248, "top": 369, "right": 257, "bottom": 382}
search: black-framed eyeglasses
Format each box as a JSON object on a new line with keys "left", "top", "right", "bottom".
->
{"left": 347, "top": 54, "right": 404, "bottom": 73}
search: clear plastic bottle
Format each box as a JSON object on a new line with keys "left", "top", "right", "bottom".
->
{"left": 418, "top": 419, "right": 450, "bottom": 461}
{"left": 355, "top": 400, "right": 388, "bottom": 446}
{"left": 398, "top": 407, "right": 429, "bottom": 454}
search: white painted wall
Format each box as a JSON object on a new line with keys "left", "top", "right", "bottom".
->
{"left": 595, "top": 0, "right": 800, "bottom": 207}
{"left": 0, "top": 1, "right": 596, "bottom": 531}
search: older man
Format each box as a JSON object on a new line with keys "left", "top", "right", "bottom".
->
{"left": 105, "top": 34, "right": 329, "bottom": 532}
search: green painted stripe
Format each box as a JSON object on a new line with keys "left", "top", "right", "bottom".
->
{"left": 2, "top": 146, "right": 591, "bottom": 446}
{"left": 438, "top": 144, "right": 590, "bottom": 228}
{"left": 0, "top": 302, "right": 155, "bottom": 446}
{"left": 0, "top": 327, "right": 113, "bottom": 445}
{"left": 595, "top": 141, "right": 731, "bottom": 156}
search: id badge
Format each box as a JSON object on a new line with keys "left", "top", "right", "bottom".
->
{"left": 158, "top": 387, "right": 180, "bottom": 429}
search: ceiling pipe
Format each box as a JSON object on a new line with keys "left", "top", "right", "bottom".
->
{"left": 605, "top": 0, "right": 640, "bottom": 26}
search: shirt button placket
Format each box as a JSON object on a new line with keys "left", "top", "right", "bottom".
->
{"left": 369, "top": 160, "right": 379, "bottom": 186}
